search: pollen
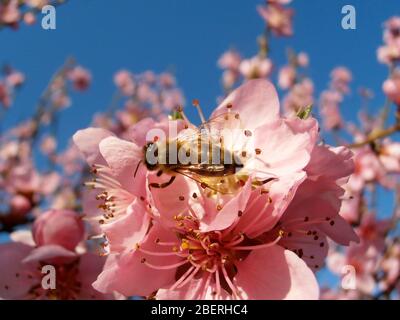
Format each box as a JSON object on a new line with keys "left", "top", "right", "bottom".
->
{"left": 255, "top": 148, "right": 262, "bottom": 155}
{"left": 244, "top": 130, "right": 252, "bottom": 137}
{"left": 181, "top": 240, "right": 190, "bottom": 250}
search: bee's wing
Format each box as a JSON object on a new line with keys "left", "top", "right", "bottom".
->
{"left": 175, "top": 112, "right": 243, "bottom": 143}
{"left": 174, "top": 166, "right": 245, "bottom": 195}
{"left": 175, "top": 112, "right": 248, "bottom": 161}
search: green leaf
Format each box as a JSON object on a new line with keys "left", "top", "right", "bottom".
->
{"left": 169, "top": 110, "right": 184, "bottom": 120}
{"left": 296, "top": 105, "right": 313, "bottom": 119}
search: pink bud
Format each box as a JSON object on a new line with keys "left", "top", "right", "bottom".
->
{"left": 33, "top": 209, "right": 85, "bottom": 251}
{"left": 10, "top": 194, "right": 31, "bottom": 216}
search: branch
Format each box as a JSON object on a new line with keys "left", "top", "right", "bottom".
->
{"left": 346, "top": 124, "right": 400, "bottom": 148}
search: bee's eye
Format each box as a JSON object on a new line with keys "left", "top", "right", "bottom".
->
{"left": 145, "top": 142, "right": 159, "bottom": 169}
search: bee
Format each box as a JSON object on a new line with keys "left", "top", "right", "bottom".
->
{"left": 134, "top": 101, "right": 268, "bottom": 194}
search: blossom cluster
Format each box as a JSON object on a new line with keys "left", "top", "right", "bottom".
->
{"left": 0, "top": 0, "right": 66, "bottom": 30}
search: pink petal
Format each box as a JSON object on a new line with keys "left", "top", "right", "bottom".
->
{"left": 235, "top": 245, "right": 319, "bottom": 299}
{"left": 156, "top": 274, "right": 230, "bottom": 300}
{"left": 98, "top": 136, "right": 144, "bottom": 195}
{"left": 102, "top": 199, "right": 150, "bottom": 253}
{"left": 76, "top": 253, "right": 112, "bottom": 299}
{"left": 212, "top": 79, "right": 280, "bottom": 130}
{"left": 148, "top": 173, "right": 195, "bottom": 225}
{"left": 73, "top": 127, "right": 114, "bottom": 165}
{"left": 200, "top": 178, "right": 252, "bottom": 232}
{"left": 236, "top": 172, "right": 306, "bottom": 238}
{"left": 93, "top": 223, "right": 180, "bottom": 297}
{"left": 22, "top": 245, "right": 77, "bottom": 265}
{"left": 306, "top": 145, "right": 354, "bottom": 182}
{"left": 250, "top": 119, "right": 313, "bottom": 177}
{"left": 0, "top": 242, "right": 38, "bottom": 299}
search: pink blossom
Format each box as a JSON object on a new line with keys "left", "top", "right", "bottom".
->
{"left": 218, "top": 50, "right": 242, "bottom": 71}
{"left": 75, "top": 80, "right": 356, "bottom": 299}
{"left": 327, "top": 244, "right": 379, "bottom": 294}
{"left": 239, "top": 56, "right": 273, "bottom": 79}
{"left": 0, "top": 0, "right": 20, "bottom": 25}
{"left": 23, "top": 12, "right": 36, "bottom": 25}
{"left": 355, "top": 213, "right": 391, "bottom": 251}
{"left": 0, "top": 233, "right": 110, "bottom": 300}
{"left": 68, "top": 66, "right": 91, "bottom": 91}
{"left": 283, "top": 78, "right": 314, "bottom": 114}
{"left": 257, "top": 3, "right": 293, "bottom": 37}
{"left": 319, "top": 90, "right": 343, "bottom": 130}
{"left": 6, "top": 70, "right": 25, "bottom": 87}
{"left": 278, "top": 65, "right": 296, "bottom": 90}
{"left": 159, "top": 73, "right": 176, "bottom": 88}
{"left": 40, "top": 135, "right": 57, "bottom": 155}
{"left": 114, "top": 70, "right": 135, "bottom": 96}
{"left": 383, "top": 70, "right": 400, "bottom": 105}
{"left": 10, "top": 194, "right": 32, "bottom": 217}
{"left": 0, "top": 81, "right": 11, "bottom": 108}
{"left": 297, "top": 52, "right": 309, "bottom": 67}
{"left": 330, "top": 67, "right": 352, "bottom": 94}
{"left": 347, "top": 147, "right": 387, "bottom": 192}
{"left": 377, "top": 45, "right": 400, "bottom": 65}
{"left": 221, "top": 69, "right": 239, "bottom": 89}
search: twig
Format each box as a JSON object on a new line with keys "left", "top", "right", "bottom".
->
{"left": 346, "top": 124, "right": 400, "bottom": 148}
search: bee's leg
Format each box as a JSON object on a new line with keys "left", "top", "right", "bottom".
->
{"left": 259, "top": 177, "right": 277, "bottom": 185}
{"left": 156, "top": 170, "right": 163, "bottom": 177}
{"left": 149, "top": 175, "right": 176, "bottom": 189}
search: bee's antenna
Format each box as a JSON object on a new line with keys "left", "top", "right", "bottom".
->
{"left": 134, "top": 160, "right": 142, "bottom": 178}
{"left": 192, "top": 99, "right": 206, "bottom": 124}
{"left": 176, "top": 105, "right": 191, "bottom": 124}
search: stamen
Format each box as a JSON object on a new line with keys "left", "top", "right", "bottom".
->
{"left": 141, "top": 258, "right": 188, "bottom": 270}
{"left": 169, "top": 266, "right": 197, "bottom": 291}
{"left": 221, "top": 264, "right": 239, "bottom": 299}
{"left": 232, "top": 231, "right": 283, "bottom": 250}
{"left": 192, "top": 99, "right": 207, "bottom": 124}
{"left": 137, "top": 246, "right": 182, "bottom": 257}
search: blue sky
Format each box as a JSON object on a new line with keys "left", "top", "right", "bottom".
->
{"left": 1, "top": 0, "right": 399, "bottom": 136}
{"left": 1, "top": 0, "right": 399, "bottom": 289}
